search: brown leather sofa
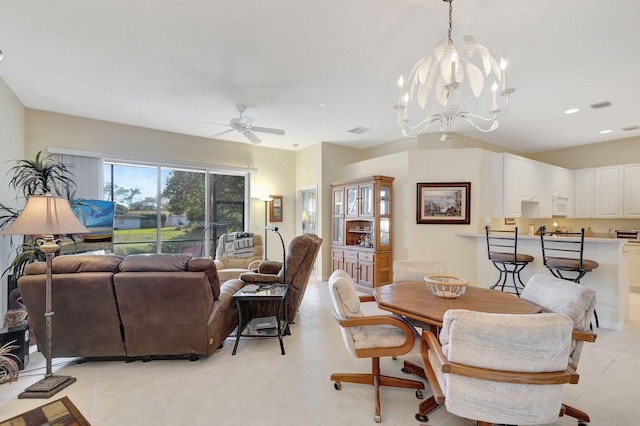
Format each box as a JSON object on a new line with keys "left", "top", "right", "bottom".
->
{"left": 18, "top": 253, "right": 242, "bottom": 360}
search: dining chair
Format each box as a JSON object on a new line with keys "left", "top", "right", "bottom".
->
{"left": 539, "top": 226, "right": 600, "bottom": 326}
{"left": 485, "top": 226, "right": 534, "bottom": 296}
{"left": 328, "top": 269, "right": 425, "bottom": 423}
{"left": 521, "top": 273, "right": 597, "bottom": 425}
{"left": 416, "top": 309, "right": 578, "bottom": 425}
{"left": 392, "top": 259, "right": 447, "bottom": 379}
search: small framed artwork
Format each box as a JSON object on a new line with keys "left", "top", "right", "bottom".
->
{"left": 416, "top": 182, "right": 471, "bottom": 224}
{"left": 269, "top": 195, "right": 283, "bottom": 222}
{"left": 504, "top": 217, "right": 516, "bottom": 225}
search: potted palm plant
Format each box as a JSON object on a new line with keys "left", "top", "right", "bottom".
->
{"left": 0, "top": 151, "right": 78, "bottom": 279}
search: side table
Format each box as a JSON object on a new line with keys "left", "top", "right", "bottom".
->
{"left": 232, "top": 284, "right": 289, "bottom": 355}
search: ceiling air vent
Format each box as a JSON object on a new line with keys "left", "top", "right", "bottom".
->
{"left": 622, "top": 125, "right": 639, "bottom": 131}
{"left": 347, "top": 126, "right": 370, "bottom": 134}
{"left": 590, "top": 101, "right": 612, "bottom": 109}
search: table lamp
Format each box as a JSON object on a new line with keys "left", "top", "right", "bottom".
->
{"left": 0, "top": 194, "right": 89, "bottom": 398}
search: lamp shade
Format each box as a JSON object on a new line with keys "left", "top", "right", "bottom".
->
{"left": 0, "top": 195, "right": 89, "bottom": 236}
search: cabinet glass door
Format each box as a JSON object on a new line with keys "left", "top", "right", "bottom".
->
{"left": 380, "top": 218, "right": 390, "bottom": 247}
{"left": 360, "top": 185, "right": 373, "bottom": 216}
{"left": 380, "top": 186, "right": 390, "bottom": 215}
{"left": 346, "top": 187, "right": 358, "bottom": 216}
{"left": 333, "top": 217, "right": 343, "bottom": 244}
{"left": 333, "top": 188, "right": 344, "bottom": 216}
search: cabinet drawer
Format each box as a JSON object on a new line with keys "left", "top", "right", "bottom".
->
{"left": 359, "top": 252, "right": 374, "bottom": 262}
{"left": 344, "top": 250, "right": 359, "bottom": 260}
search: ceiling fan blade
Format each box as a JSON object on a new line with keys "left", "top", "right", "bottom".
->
{"left": 251, "top": 126, "right": 285, "bottom": 135}
{"left": 242, "top": 130, "right": 262, "bottom": 144}
{"left": 209, "top": 129, "right": 235, "bottom": 138}
{"left": 196, "top": 120, "right": 232, "bottom": 127}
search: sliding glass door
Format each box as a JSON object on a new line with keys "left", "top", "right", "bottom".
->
{"left": 104, "top": 161, "right": 246, "bottom": 256}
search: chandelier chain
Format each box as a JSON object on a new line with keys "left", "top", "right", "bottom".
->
{"left": 447, "top": 0, "right": 453, "bottom": 45}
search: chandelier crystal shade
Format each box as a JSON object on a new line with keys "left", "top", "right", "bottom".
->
{"left": 395, "top": 0, "right": 515, "bottom": 142}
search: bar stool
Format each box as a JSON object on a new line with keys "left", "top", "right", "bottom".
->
{"left": 539, "top": 226, "right": 600, "bottom": 327}
{"left": 485, "top": 226, "right": 534, "bottom": 297}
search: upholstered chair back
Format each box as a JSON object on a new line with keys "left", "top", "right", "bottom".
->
{"left": 521, "top": 273, "right": 596, "bottom": 366}
{"left": 328, "top": 269, "right": 414, "bottom": 358}
{"left": 393, "top": 260, "right": 447, "bottom": 283}
{"left": 215, "top": 232, "right": 263, "bottom": 270}
{"left": 435, "top": 309, "right": 573, "bottom": 425}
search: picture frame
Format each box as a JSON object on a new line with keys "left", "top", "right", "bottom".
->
{"left": 269, "top": 195, "right": 283, "bottom": 222}
{"left": 416, "top": 182, "right": 471, "bottom": 224}
{"left": 504, "top": 217, "right": 516, "bottom": 225}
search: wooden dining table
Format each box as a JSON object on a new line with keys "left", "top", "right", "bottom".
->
{"left": 374, "top": 282, "right": 542, "bottom": 327}
{"left": 373, "top": 282, "right": 543, "bottom": 379}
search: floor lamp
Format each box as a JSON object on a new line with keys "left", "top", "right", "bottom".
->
{"left": 1, "top": 195, "right": 89, "bottom": 399}
{"left": 260, "top": 197, "right": 273, "bottom": 260}
{"left": 265, "top": 226, "right": 286, "bottom": 282}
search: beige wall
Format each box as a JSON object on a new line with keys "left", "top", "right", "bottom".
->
{"left": 25, "top": 109, "right": 299, "bottom": 245}
{"left": 529, "top": 136, "right": 640, "bottom": 169}
{"left": 0, "top": 77, "right": 25, "bottom": 314}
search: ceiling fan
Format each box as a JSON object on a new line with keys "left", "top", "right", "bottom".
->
{"left": 200, "top": 105, "right": 285, "bottom": 144}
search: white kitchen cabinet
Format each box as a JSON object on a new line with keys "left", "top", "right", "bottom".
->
{"left": 537, "top": 163, "right": 553, "bottom": 218}
{"left": 551, "top": 165, "right": 572, "bottom": 197}
{"left": 594, "top": 165, "right": 623, "bottom": 218}
{"left": 624, "top": 163, "right": 640, "bottom": 217}
{"left": 488, "top": 153, "right": 522, "bottom": 218}
{"left": 573, "top": 168, "right": 594, "bottom": 218}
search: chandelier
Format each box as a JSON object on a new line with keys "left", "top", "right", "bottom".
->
{"left": 395, "top": 0, "right": 515, "bottom": 142}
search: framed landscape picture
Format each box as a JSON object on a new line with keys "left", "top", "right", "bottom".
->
{"left": 416, "top": 182, "right": 471, "bottom": 224}
{"left": 269, "top": 195, "right": 283, "bottom": 222}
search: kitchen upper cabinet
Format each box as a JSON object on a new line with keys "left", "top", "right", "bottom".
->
{"left": 503, "top": 154, "right": 522, "bottom": 217}
{"left": 594, "top": 165, "right": 623, "bottom": 218}
{"left": 624, "top": 163, "right": 640, "bottom": 217}
{"left": 573, "top": 168, "right": 594, "bottom": 218}
{"left": 493, "top": 153, "right": 553, "bottom": 218}
{"left": 551, "top": 165, "right": 572, "bottom": 197}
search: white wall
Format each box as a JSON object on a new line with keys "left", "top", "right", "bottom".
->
{"left": 0, "top": 77, "right": 25, "bottom": 316}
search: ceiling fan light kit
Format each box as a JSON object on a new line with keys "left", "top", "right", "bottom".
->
{"left": 202, "top": 105, "right": 285, "bottom": 144}
{"left": 395, "top": 0, "right": 515, "bottom": 142}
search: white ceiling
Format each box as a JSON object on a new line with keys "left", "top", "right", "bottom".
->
{"left": 1, "top": 0, "right": 638, "bottom": 153}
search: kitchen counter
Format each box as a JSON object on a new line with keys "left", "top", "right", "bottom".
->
{"left": 457, "top": 233, "right": 631, "bottom": 330}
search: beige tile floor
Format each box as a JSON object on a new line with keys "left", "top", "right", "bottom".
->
{"left": 1, "top": 279, "right": 640, "bottom": 425}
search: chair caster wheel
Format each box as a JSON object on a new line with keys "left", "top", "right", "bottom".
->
{"left": 374, "top": 414, "right": 381, "bottom": 423}
{"left": 392, "top": 356, "right": 397, "bottom": 360}
{"left": 578, "top": 423, "right": 588, "bottom": 426}
{"left": 415, "top": 413, "right": 429, "bottom": 422}
{"left": 334, "top": 381, "right": 342, "bottom": 390}
{"left": 401, "top": 367, "right": 410, "bottom": 374}
{"left": 415, "top": 389, "right": 423, "bottom": 399}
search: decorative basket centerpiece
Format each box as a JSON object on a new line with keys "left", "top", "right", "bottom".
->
{"left": 425, "top": 274, "right": 469, "bottom": 299}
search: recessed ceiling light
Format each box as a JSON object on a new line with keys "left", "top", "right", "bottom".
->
{"left": 591, "top": 101, "right": 612, "bottom": 109}
{"left": 318, "top": 103, "right": 327, "bottom": 108}
{"left": 564, "top": 108, "right": 579, "bottom": 114}
{"left": 622, "top": 125, "right": 639, "bottom": 132}
{"left": 599, "top": 130, "right": 613, "bottom": 134}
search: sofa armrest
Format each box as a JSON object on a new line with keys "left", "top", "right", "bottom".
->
{"left": 239, "top": 272, "right": 281, "bottom": 284}
{"left": 257, "top": 260, "right": 282, "bottom": 274}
